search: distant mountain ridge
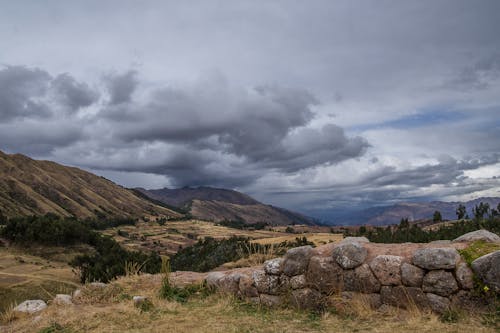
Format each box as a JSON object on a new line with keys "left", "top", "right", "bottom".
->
{"left": 0, "top": 151, "right": 181, "bottom": 219}
{"left": 317, "top": 197, "right": 500, "bottom": 226}
{"left": 136, "top": 186, "right": 316, "bottom": 226}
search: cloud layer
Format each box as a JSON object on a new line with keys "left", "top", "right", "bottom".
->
{"left": 0, "top": 1, "right": 499, "bottom": 217}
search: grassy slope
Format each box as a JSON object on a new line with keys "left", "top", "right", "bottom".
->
{"left": 0, "top": 151, "right": 180, "bottom": 219}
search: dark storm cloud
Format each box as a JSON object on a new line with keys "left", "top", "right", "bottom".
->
{"left": 105, "top": 70, "right": 138, "bottom": 105}
{"left": 0, "top": 66, "right": 52, "bottom": 121}
{"left": 52, "top": 73, "right": 99, "bottom": 110}
{"left": 0, "top": 65, "right": 99, "bottom": 122}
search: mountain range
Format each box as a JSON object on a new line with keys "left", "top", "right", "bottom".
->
{"left": 136, "top": 187, "right": 316, "bottom": 225}
{"left": 310, "top": 197, "right": 500, "bottom": 226}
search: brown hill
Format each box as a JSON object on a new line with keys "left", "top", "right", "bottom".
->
{"left": 0, "top": 151, "right": 181, "bottom": 219}
{"left": 137, "top": 187, "right": 316, "bottom": 226}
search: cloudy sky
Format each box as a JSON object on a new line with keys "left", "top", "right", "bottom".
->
{"left": 0, "top": 1, "right": 499, "bottom": 216}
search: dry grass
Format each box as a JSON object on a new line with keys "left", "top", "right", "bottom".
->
{"left": 3, "top": 274, "right": 498, "bottom": 333}
{"left": 252, "top": 233, "right": 343, "bottom": 246}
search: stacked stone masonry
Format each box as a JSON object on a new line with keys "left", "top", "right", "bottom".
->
{"left": 206, "top": 229, "right": 500, "bottom": 314}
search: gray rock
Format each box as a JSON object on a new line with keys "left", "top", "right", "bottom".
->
{"left": 259, "top": 294, "right": 282, "bottom": 307}
{"left": 401, "top": 263, "right": 424, "bottom": 287}
{"left": 369, "top": 255, "right": 402, "bottom": 286}
{"left": 453, "top": 230, "right": 500, "bottom": 243}
{"left": 53, "top": 294, "right": 72, "bottom": 305}
{"left": 340, "top": 236, "right": 370, "bottom": 244}
{"left": 450, "top": 290, "right": 474, "bottom": 310}
{"left": 471, "top": 250, "right": 500, "bottom": 292}
{"left": 206, "top": 271, "right": 225, "bottom": 289}
{"left": 282, "top": 246, "right": 313, "bottom": 276}
{"left": 89, "top": 282, "right": 107, "bottom": 288}
{"left": 426, "top": 293, "right": 450, "bottom": 314}
{"left": 412, "top": 248, "right": 459, "bottom": 270}
{"left": 288, "top": 288, "right": 323, "bottom": 310}
{"left": 264, "top": 258, "right": 283, "bottom": 275}
{"left": 14, "top": 300, "right": 47, "bottom": 314}
{"left": 253, "top": 270, "right": 281, "bottom": 295}
{"left": 306, "top": 256, "right": 344, "bottom": 293}
{"left": 133, "top": 296, "right": 149, "bottom": 307}
{"left": 344, "top": 264, "right": 381, "bottom": 293}
{"left": 455, "top": 262, "right": 474, "bottom": 290}
{"left": 380, "top": 286, "right": 428, "bottom": 309}
{"left": 239, "top": 274, "right": 258, "bottom": 298}
{"left": 289, "top": 274, "right": 306, "bottom": 289}
{"left": 332, "top": 241, "right": 367, "bottom": 269}
{"left": 422, "top": 270, "right": 459, "bottom": 297}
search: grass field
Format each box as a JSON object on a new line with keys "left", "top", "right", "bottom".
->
{"left": 252, "top": 233, "right": 343, "bottom": 246}
{"left": 3, "top": 274, "right": 497, "bottom": 333}
{"left": 0, "top": 246, "right": 80, "bottom": 313}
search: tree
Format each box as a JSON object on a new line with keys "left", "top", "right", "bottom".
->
{"left": 433, "top": 210, "right": 442, "bottom": 222}
{"left": 456, "top": 204, "right": 466, "bottom": 220}
{"left": 473, "top": 202, "right": 490, "bottom": 220}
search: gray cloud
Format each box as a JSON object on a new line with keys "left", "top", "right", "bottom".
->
{"left": 52, "top": 73, "right": 99, "bottom": 110}
{"left": 105, "top": 70, "right": 138, "bottom": 105}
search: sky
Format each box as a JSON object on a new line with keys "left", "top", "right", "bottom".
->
{"left": 0, "top": 0, "right": 499, "bottom": 216}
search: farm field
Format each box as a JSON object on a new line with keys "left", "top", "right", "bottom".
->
{"left": 252, "top": 233, "right": 343, "bottom": 246}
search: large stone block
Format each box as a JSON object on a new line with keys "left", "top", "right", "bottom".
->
{"left": 282, "top": 246, "right": 314, "bottom": 276}
{"left": 422, "top": 270, "right": 459, "bottom": 297}
{"left": 412, "top": 248, "right": 459, "bottom": 270}
{"left": 455, "top": 262, "right": 474, "bottom": 290}
{"left": 264, "top": 258, "right": 283, "bottom": 275}
{"left": 380, "top": 286, "right": 428, "bottom": 309}
{"left": 332, "top": 241, "right": 367, "bottom": 269}
{"left": 401, "top": 263, "right": 424, "bottom": 287}
{"left": 288, "top": 288, "right": 323, "bottom": 310}
{"left": 369, "top": 255, "right": 402, "bottom": 286}
{"left": 306, "top": 256, "right": 344, "bottom": 294}
{"left": 453, "top": 230, "right": 500, "bottom": 243}
{"left": 426, "top": 293, "right": 450, "bottom": 314}
{"left": 344, "top": 263, "right": 381, "bottom": 293}
{"left": 471, "top": 250, "right": 500, "bottom": 292}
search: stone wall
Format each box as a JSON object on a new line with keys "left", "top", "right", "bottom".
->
{"left": 206, "top": 231, "right": 500, "bottom": 314}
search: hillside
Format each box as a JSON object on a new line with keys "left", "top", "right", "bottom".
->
{"left": 0, "top": 151, "right": 181, "bottom": 219}
{"left": 137, "top": 187, "right": 316, "bottom": 225}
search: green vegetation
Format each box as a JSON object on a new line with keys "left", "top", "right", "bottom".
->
{"left": 354, "top": 215, "right": 500, "bottom": 243}
{"left": 458, "top": 240, "right": 500, "bottom": 265}
{"left": 1, "top": 214, "right": 162, "bottom": 283}
{"left": 217, "top": 219, "right": 268, "bottom": 230}
{"left": 171, "top": 236, "right": 312, "bottom": 272}
{"left": 433, "top": 210, "right": 442, "bottom": 222}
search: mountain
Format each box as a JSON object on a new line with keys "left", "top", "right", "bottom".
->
{"left": 136, "top": 186, "right": 316, "bottom": 225}
{"left": 313, "top": 197, "right": 500, "bottom": 226}
{"left": 0, "top": 151, "right": 181, "bottom": 219}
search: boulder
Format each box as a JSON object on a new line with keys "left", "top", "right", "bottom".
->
{"left": 426, "top": 293, "right": 450, "bottom": 314}
{"left": 306, "top": 256, "right": 343, "bottom": 293}
{"left": 14, "top": 300, "right": 47, "bottom": 315}
{"left": 239, "top": 274, "right": 259, "bottom": 298}
{"left": 401, "top": 263, "right": 424, "bottom": 287}
{"left": 369, "top": 255, "right": 402, "bottom": 286}
{"left": 471, "top": 250, "right": 500, "bottom": 292}
{"left": 340, "top": 236, "right": 370, "bottom": 244}
{"left": 218, "top": 273, "right": 244, "bottom": 294}
{"left": 412, "top": 248, "right": 459, "bottom": 270}
{"left": 344, "top": 264, "right": 381, "bottom": 293}
{"left": 53, "top": 294, "right": 72, "bottom": 305}
{"left": 282, "top": 246, "right": 313, "bottom": 276}
{"left": 264, "top": 258, "right": 283, "bottom": 275}
{"left": 133, "top": 296, "right": 150, "bottom": 308}
{"left": 206, "top": 271, "right": 225, "bottom": 289}
{"left": 380, "top": 286, "right": 428, "bottom": 309}
{"left": 289, "top": 274, "right": 307, "bottom": 290}
{"left": 253, "top": 270, "right": 280, "bottom": 295}
{"left": 455, "top": 262, "right": 474, "bottom": 290}
{"left": 288, "top": 288, "right": 323, "bottom": 310}
{"left": 422, "top": 270, "right": 459, "bottom": 297}
{"left": 332, "top": 241, "right": 367, "bottom": 269}
{"left": 453, "top": 230, "right": 500, "bottom": 243}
